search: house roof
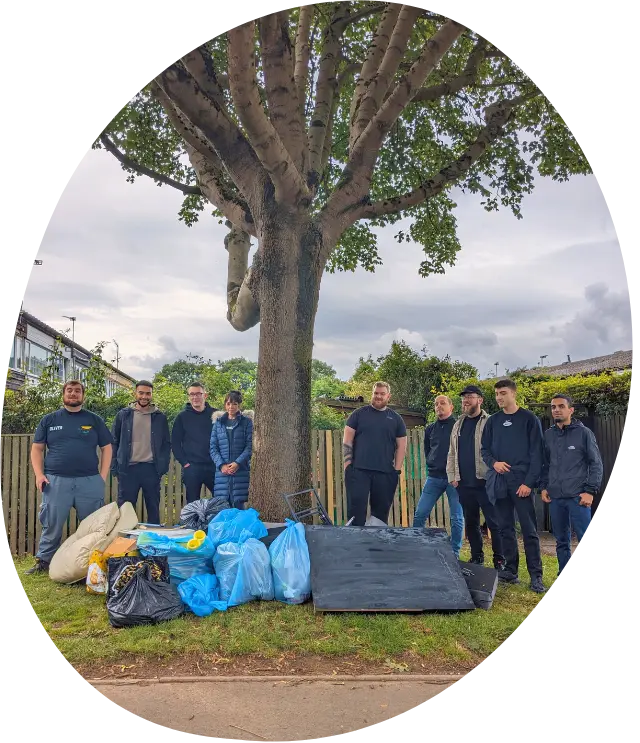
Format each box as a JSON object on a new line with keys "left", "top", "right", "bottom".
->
{"left": 524, "top": 349, "right": 632, "bottom": 377}
{"left": 19, "top": 310, "right": 136, "bottom": 383}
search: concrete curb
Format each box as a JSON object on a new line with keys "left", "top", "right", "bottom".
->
{"left": 90, "top": 674, "right": 464, "bottom": 686}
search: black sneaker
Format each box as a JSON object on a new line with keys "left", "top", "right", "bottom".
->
{"left": 469, "top": 556, "right": 484, "bottom": 565}
{"left": 494, "top": 560, "right": 505, "bottom": 572}
{"left": 530, "top": 577, "right": 546, "bottom": 594}
{"left": 498, "top": 570, "right": 520, "bottom": 584}
{"left": 25, "top": 559, "right": 49, "bottom": 575}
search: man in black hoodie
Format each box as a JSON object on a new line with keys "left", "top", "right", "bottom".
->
{"left": 412, "top": 395, "right": 463, "bottom": 558}
{"left": 171, "top": 382, "right": 218, "bottom": 503}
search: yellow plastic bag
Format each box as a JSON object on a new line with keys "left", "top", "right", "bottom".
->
{"left": 86, "top": 550, "right": 108, "bottom": 595}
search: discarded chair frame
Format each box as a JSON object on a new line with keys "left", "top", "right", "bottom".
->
{"left": 282, "top": 489, "right": 334, "bottom": 526}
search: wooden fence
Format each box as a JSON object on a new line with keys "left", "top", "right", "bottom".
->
{"left": 2, "top": 429, "right": 446, "bottom": 556}
{"left": 2, "top": 415, "right": 626, "bottom": 556}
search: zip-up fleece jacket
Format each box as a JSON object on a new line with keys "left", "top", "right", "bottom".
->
{"left": 171, "top": 403, "right": 217, "bottom": 466}
{"left": 446, "top": 410, "right": 490, "bottom": 484}
{"left": 424, "top": 416, "right": 456, "bottom": 479}
{"left": 540, "top": 419, "right": 603, "bottom": 499}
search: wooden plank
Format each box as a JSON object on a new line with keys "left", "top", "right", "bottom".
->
{"left": 325, "top": 431, "right": 335, "bottom": 525}
{"left": 333, "top": 430, "right": 344, "bottom": 526}
{"left": 306, "top": 525, "right": 475, "bottom": 612}
{"left": 27, "top": 436, "right": 36, "bottom": 555}
{"left": 399, "top": 463, "right": 409, "bottom": 527}
{"left": 318, "top": 431, "right": 327, "bottom": 520}
{"left": 9, "top": 437, "right": 20, "bottom": 555}
{"left": 18, "top": 436, "right": 28, "bottom": 555}
{"left": 2, "top": 436, "right": 11, "bottom": 545}
{"left": 177, "top": 457, "right": 185, "bottom": 521}
{"left": 159, "top": 471, "right": 168, "bottom": 526}
{"left": 310, "top": 430, "right": 320, "bottom": 524}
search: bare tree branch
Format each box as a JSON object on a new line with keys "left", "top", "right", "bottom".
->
{"left": 412, "top": 37, "right": 487, "bottom": 103}
{"left": 308, "top": 2, "right": 364, "bottom": 182}
{"left": 349, "top": 3, "right": 401, "bottom": 150}
{"left": 180, "top": 46, "right": 227, "bottom": 108}
{"left": 99, "top": 134, "right": 201, "bottom": 196}
{"left": 344, "top": 94, "right": 534, "bottom": 223}
{"left": 225, "top": 222, "right": 260, "bottom": 331}
{"left": 228, "top": 20, "right": 311, "bottom": 206}
{"left": 325, "top": 19, "right": 465, "bottom": 226}
{"left": 155, "top": 64, "right": 265, "bottom": 207}
{"left": 294, "top": 5, "right": 314, "bottom": 113}
{"left": 351, "top": 5, "right": 423, "bottom": 147}
{"left": 259, "top": 11, "right": 307, "bottom": 174}
{"left": 150, "top": 81, "right": 222, "bottom": 164}
{"left": 187, "top": 147, "right": 257, "bottom": 237}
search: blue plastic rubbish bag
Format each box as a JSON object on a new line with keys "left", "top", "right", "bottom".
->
{"left": 137, "top": 532, "right": 216, "bottom": 586}
{"left": 213, "top": 537, "right": 274, "bottom": 607}
{"left": 268, "top": 519, "right": 311, "bottom": 605}
{"left": 207, "top": 508, "right": 267, "bottom": 549}
{"left": 177, "top": 573, "right": 228, "bottom": 616}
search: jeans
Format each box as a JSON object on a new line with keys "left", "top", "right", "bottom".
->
{"left": 182, "top": 462, "right": 215, "bottom": 504}
{"left": 36, "top": 474, "right": 106, "bottom": 563}
{"left": 345, "top": 466, "right": 399, "bottom": 526}
{"left": 549, "top": 496, "right": 592, "bottom": 573}
{"left": 412, "top": 476, "right": 463, "bottom": 556}
{"left": 457, "top": 483, "right": 504, "bottom": 567}
{"left": 494, "top": 476, "right": 543, "bottom": 580}
{"left": 117, "top": 462, "right": 161, "bottom": 524}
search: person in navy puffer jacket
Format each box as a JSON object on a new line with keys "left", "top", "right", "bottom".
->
{"left": 210, "top": 390, "right": 254, "bottom": 509}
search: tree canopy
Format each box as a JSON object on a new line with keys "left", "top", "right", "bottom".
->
{"left": 97, "top": 2, "right": 589, "bottom": 324}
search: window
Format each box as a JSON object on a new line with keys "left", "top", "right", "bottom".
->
{"left": 9, "top": 336, "right": 21, "bottom": 370}
{"left": 24, "top": 341, "right": 49, "bottom": 377}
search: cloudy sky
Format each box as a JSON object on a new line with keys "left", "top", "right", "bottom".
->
{"left": 23, "top": 145, "right": 630, "bottom": 381}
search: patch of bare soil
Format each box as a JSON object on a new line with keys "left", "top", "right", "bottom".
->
{"left": 77, "top": 651, "right": 478, "bottom": 681}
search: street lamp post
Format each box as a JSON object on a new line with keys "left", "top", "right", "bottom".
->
{"left": 63, "top": 315, "right": 76, "bottom": 377}
{"left": 494, "top": 362, "right": 499, "bottom": 378}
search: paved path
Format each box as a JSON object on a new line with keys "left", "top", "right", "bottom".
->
{"left": 92, "top": 675, "right": 459, "bottom": 740}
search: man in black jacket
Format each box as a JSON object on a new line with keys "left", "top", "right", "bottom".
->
{"left": 111, "top": 380, "right": 171, "bottom": 524}
{"left": 540, "top": 393, "right": 603, "bottom": 574}
{"left": 412, "top": 395, "right": 463, "bottom": 558}
{"left": 171, "top": 382, "right": 217, "bottom": 503}
{"left": 481, "top": 378, "right": 545, "bottom": 593}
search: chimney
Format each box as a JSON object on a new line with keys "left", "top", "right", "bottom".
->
{"left": 567, "top": 355, "right": 571, "bottom": 363}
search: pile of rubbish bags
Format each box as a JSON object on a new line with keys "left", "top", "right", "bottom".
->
{"left": 100, "top": 509, "right": 312, "bottom": 626}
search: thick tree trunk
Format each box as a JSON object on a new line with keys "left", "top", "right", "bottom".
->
{"left": 248, "top": 217, "right": 326, "bottom": 521}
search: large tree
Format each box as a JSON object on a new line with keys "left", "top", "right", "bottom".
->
{"left": 97, "top": 3, "right": 589, "bottom": 519}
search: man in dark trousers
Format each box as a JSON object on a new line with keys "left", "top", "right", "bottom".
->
{"left": 447, "top": 385, "right": 504, "bottom": 569}
{"left": 540, "top": 393, "right": 603, "bottom": 574}
{"left": 343, "top": 382, "right": 408, "bottom": 526}
{"left": 481, "top": 378, "right": 545, "bottom": 593}
{"left": 112, "top": 380, "right": 171, "bottom": 525}
{"left": 171, "top": 382, "right": 217, "bottom": 503}
{"left": 412, "top": 395, "right": 463, "bottom": 558}
{"left": 26, "top": 380, "right": 113, "bottom": 574}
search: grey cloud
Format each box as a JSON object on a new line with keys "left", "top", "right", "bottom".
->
{"left": 18, "top": 147, "right": 630, "bottom": 384}
{"left": 551, "top": 283, "right": 632, "bottom": 356}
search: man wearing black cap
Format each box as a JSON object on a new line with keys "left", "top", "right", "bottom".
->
{"left": 447, "top": 385, "right": 505, "bottom": 570}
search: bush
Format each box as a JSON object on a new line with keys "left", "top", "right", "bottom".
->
{"left": 437, "top": 371, "right": 631, "bottom": 418}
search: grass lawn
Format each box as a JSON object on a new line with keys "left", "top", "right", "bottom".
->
{"left": 14, "top": 547, "right": 558, "bottom": 677}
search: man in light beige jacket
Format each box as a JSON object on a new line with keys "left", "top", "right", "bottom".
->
{"left": 447, "top": 385, "right": 504, "bottom": 569}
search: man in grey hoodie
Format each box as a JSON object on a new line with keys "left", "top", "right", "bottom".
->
{"left": 111, "top": 380, "right": 171, "bottom": 524}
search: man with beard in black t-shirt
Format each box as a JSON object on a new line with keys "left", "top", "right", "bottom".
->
{"left": 447, "top": 385, "right": 504, "bottom": 569}
{"left": 343, "top": 382, "right": 408, "bottom": 526}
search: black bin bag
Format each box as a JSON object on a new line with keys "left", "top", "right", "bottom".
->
{"left": 107, "top": 561, "right": 185, "bottom": 628}
{"left": 179, "top": 497, "right": 231, "bottom": 531}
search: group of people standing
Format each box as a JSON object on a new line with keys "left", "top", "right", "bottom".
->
{"left": 343, "top": 379, "right": 604, "bottom": 593}
{"left": 26, "top": 375, "right": 604, "bottom": 591}
{"left": 26, "top": 379, "right": 252, "bottom": 574}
